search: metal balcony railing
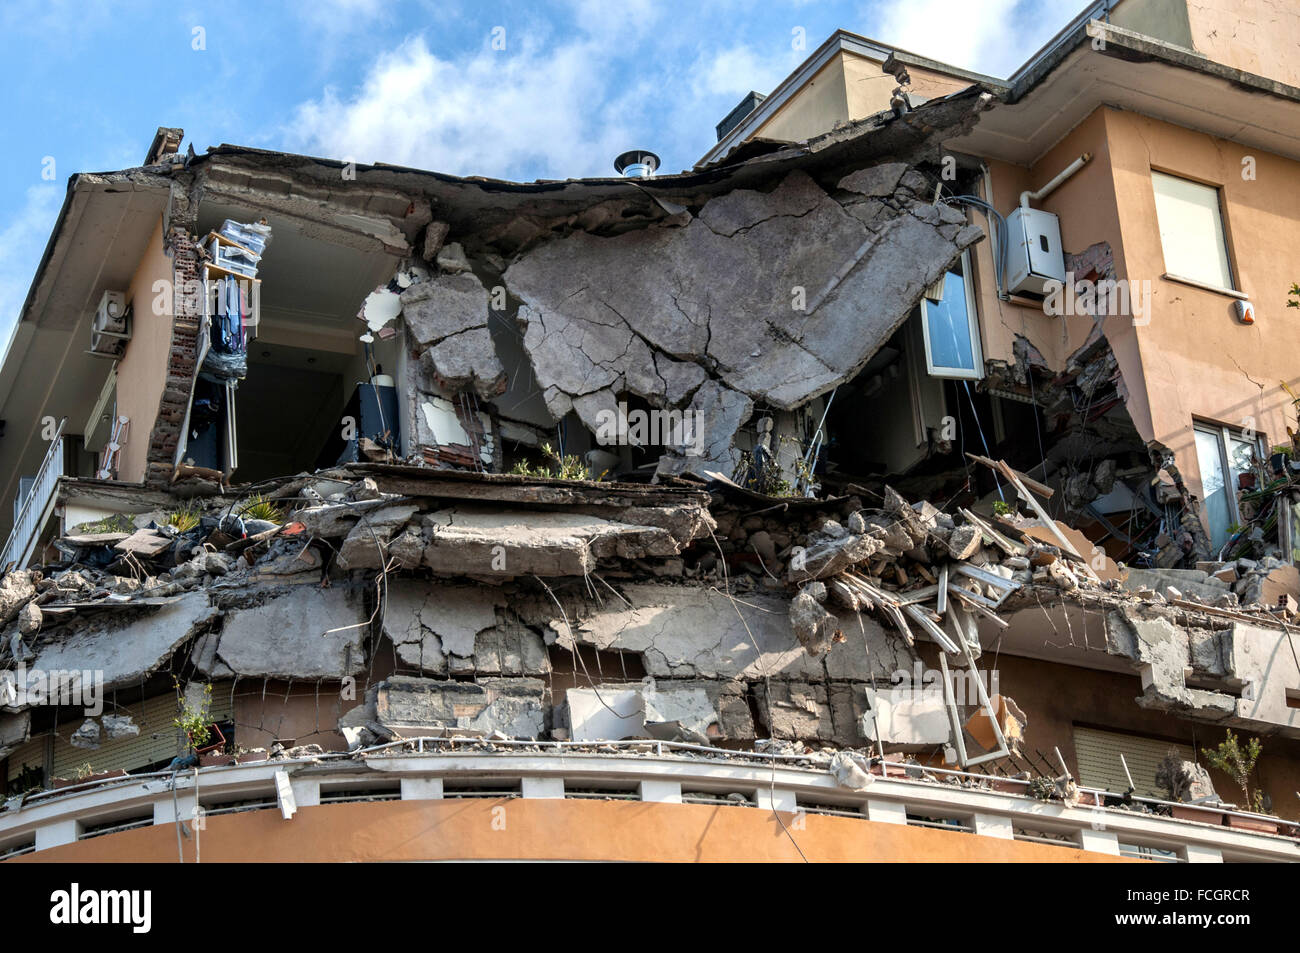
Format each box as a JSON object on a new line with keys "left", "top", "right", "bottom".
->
{"left": 2, "top": 419, "right": 65, "bottom": 570}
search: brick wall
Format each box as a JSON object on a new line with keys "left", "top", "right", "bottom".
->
{"left": 143, "top": 221, "right": 202, "bottom": 487}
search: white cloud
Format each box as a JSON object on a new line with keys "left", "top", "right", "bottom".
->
{"left": 0, "top": 184, "right": 63, "bottom": 344}
{"left": 866, "top": 0, "right": 1085, "bottom": 79}
{"left": 694, "top": 44, "right": 796, "bottom": 100}
{"left": 287, "top": 33, "right": 642, "bottom": 181}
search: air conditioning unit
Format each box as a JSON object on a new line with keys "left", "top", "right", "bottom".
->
{"left": 89, "top": 290, "right": 130, "bottom": 356}
{"left": 1005, "top": 207, "right": 1066, "bottom": 297}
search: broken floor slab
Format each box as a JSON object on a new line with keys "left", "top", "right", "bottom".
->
{"left": 503, "top": 166, "right": 981, "bottom": 471}
{"left": 420, "top": 506, "right": 689, "bottom": 577}
{"left": 197, "top": 585, "right": 366, "bottom": 679}
{"left": 545, "top": 582, "right": 912, "bottom": 681}
{"left": 19, "top": 590, "right": 217, "bottom": 696}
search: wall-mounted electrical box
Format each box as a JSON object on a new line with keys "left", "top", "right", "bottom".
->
{"left": 1005, "top": 207, "right": 1066, "bottom": 297}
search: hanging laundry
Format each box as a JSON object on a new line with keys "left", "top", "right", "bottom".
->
{"left": 201, "top": 219, "right": 269, "bottom": 385}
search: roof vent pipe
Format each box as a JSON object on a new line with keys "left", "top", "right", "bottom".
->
{"left": 1019, "top": 152, "right": 1091, "bottom": 208}
{"left": 614, "top": 150, "right": 660, "bottom": 178}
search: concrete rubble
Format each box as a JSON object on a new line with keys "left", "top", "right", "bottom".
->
{"left": 3, "top": 458, "right": 1298, "bottom": 779}
{"left": 2, "top": 90, "right": 1298, "bottom": 834}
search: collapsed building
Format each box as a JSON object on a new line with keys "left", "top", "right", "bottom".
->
{"left": 1, "top": 0, "right": 1300, "bottom": 862}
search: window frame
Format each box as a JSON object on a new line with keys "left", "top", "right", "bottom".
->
{"left": 1150, "top": 169, "right": 1237, "bottom": 293}
{"left": 1193, "top": 420, "right": 1263, "bottom": 549}
{"left": 920, "top": 249, "right": 984, "bottom": 381}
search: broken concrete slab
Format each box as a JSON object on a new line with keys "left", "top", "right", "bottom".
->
{"left": 334, "top": 502, "right": 420, "bottom": 570}
{"left": 24, "top": 590, "right": 216, "bottom": 696}
{"left": 789, "top": 587, "right": 840, "bottom": 656}
{"left": 421, "top": 506, "right": 685, "bottom": 577}
{"left": 373, "top": 674, "right": 546, "bottom": 739}
{"left": 0, "top": 571, "right": 36, "bottom": 626}
{"left": 837, "top": 162, "right": 908, "bottom": 198}
{"left": 547, "top": 583, "right": 899, "bottom": 681}
{"left": 1124, "top": 567, "right": 1228, "bottom": 604}
{"left": 0, "top": 710, "right": 31, "bottom": 758}
{"left": 756, "top": 680, "right": 836, "bottom": 741}
{"left": 204, "top": 586, "right": 366, "bottom": 679}
{"left": 101, "top": 713, "right": 140, "bottom": 741}
{"left": 384, "top": 579, "right": 500, "bottom": 660}
{"left": 563, "top": 677, "right": 747, "bottom": 744}
{"left": 504, "top": 167, "right": 978, "bottom": 468}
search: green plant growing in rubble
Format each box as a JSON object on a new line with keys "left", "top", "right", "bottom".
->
{"left": 1027, "top": 777, "right": 1056, "bottom": 801}
{"left": 1288, "top": 283, "right": 1300, "bottom": 308}
{"left": 166, "top": 503, "right": 201, "bottom": 532}
{"left": 992, "top": 499, "right": 1014, "bottom": 517}
{"left": 1202, "top": 729, "right": 1265, "bottom": 813}
{"left": 238, "top": 494, "right": 283, "bottom": 524}
{"left": 70, "top": 513, "right": 136, "bottom": 535}
{"left": 509, "top": 443, "right": 588, "bottom": 480}
{"left": 173, "top": 680, "right": 213, "bottom": 753}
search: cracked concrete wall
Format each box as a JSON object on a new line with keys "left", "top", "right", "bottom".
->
{"left": 193, "top": 585, "right": 367, "bottom": 680}
{"left": 496, "top": 167, "right": 981, "bottom": 474}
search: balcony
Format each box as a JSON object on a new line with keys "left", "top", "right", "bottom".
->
{"left": 2, "top": 740, "right": 1296, "bottom": 863}
{"left": 1, "top": 420, "right": 64, "bottom": 571}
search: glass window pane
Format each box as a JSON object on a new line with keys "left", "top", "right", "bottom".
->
{"left": 1195, "top": 428, "right": 1231, "bottom": 550}
{"left": 923, "top": 267, "right": 975, "bottom": 375}
{"left": 1151, "top": 171, "right": 1233, "bottom": 289}
{"left": 1228, "top": 435, "right": 1256, "bottom": 491}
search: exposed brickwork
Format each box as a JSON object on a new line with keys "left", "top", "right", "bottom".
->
{"left": 143, "top": 183, "right": 204, "bottom": 488}
{"left": 1064, "top": 241, "right": 1114, "bottom": 283}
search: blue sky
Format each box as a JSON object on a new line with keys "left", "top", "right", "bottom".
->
{"left": 0, "top": 0, "right": 1088, "bottom": 338}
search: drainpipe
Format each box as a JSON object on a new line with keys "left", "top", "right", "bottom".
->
{"left": 1020, "top": 152, "right": 1092, "bottom": 209}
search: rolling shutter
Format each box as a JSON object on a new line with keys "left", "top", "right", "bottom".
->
{"left": 50, "top": 684, "right": 234, "bottom": 780}
{"left": 1073, "top": 726, "right": 1193, "bottom": 797}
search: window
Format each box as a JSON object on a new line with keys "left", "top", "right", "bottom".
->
{"left": 1151, "top": 171, "right": 1234, "bottom": 291}
{"left": 1073, "top": 726, "right": 1194, "bottom": 798}
{"left": 920, "top": 250, "right": 983, "bottom": 379}
{"left": 1194, "top": 422, "right": 1262, "bottom": 550}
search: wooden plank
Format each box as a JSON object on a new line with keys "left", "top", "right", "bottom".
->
{"left": 1168, "top": 599, "right": 1292, "bottom": 631}
{"left": 113, "top": 529, "right": 173, "bottom": 557}
{"left": 903, "top": 602, "right": 960, "bottom": 653}
{"left": 958, "top": 508, "right": 1027, "bottom": 556}
{"left": 947, "top": 588, "right": 1009, "bottom": 628}
{"left": 965, "top": 453, "right": 1054, "bottom": 499}
{"left": 202, "top": 260, "right": 263, "bottom": 283}
{"left": 953, "top": 563, "right": 1021, "bottom": 607}
{"left": 895, "top": 584, "right": 940, "bottom": 606}
{"left": 947, "top": 581, "right": 1001, "bottom": 610}
{"left": 205, "top": 230, "right": 260, "bottom": 257}
{"left": 826, "top": 578, "right": 862, "bottom": 611}
{"left": 849, "top": 573, "right": 899, "bottom": 608}
{"left": 882, "top": 603, "right": 915, "bottom": 647}
{"left": 936, "top": 564, "right": 949, "bottom": 615}
{"left": 995, "top": 461, "right": 1082, "bottom": 559}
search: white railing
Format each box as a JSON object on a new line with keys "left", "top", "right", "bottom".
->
{"left": 3, "top": 745, "right": 1298, "bottom": 862}
{"left": 2, "top": 420, "right": 66, "bottom": 570}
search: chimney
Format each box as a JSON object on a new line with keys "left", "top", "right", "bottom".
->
{"left": 614, "top": 150, "right": 660, "bottom": 178}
